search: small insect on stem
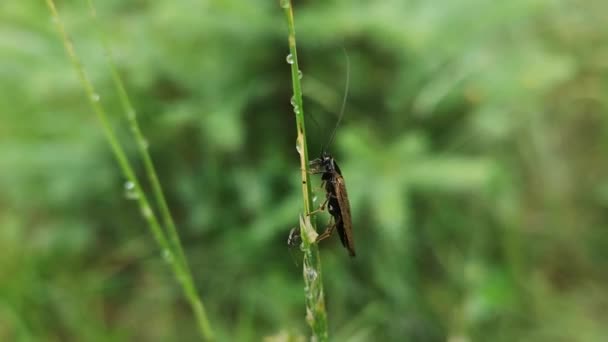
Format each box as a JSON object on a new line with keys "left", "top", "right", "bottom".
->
{"left": 308, "top": 48, "right": 356, "bottom": 257}
{"left": 287, "top": 227, "right": 302, "bottom": 266}
{"left": 309, "top": 152, "right": 355, "bottom": 257}
{"left": 287, "top": 227, "right": 302, "bottom": 248}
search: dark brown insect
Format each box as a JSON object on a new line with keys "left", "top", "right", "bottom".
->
{"left": 287, "top": 227, "right": 301, "bottom": 248}
{"left": 288, "top": 48, "right": 354, "bottom": 256}
{"left": 307, "top": 49, "right": 355, "bottom": 256}
{"left": 309, "top": 152, "right": 355, "bottom": 256}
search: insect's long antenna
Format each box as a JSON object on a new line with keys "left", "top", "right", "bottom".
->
{"left": 307, "top": 109, "right": 323, "bottom": 139}
{"left": 323, "top": 48, "right": 350, "bottom": 153}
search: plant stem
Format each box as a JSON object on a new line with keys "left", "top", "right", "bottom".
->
{"left": 45, "top": 1, "right": 213, "bottom": 340}
{"left": 84, "top": 0, "right": 193, "bottom": 290}
{"left": 282, "top": 1, "right": 329, "bottom": 340}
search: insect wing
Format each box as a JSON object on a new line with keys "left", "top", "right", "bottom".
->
{"left": 334, "top": 174, "right": 355, "bottom": 256}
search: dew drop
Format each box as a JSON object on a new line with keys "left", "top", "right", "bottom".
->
{"left": 298, "top": 69, "right": 303, "bottom": 80}
{"left": 162, "top": 249, "right": 174, "bottom": 264}
{"left": 312, "top": 195, "right": 318, "bottom": 203}
{"left": 279, "top": 0, "right": 290, "bottom": 9}
{"left": 290, "top": 96, "right": 300, "bottom": 114}
{"left": 124, "top": 181, "right": 139, "bottom": 200}
{"left": 91, "top": 93, "right": 100, "bottom": 102}
{"left": 286, "top": 53, "right": 294, "bottom": 65}
{"left": 296, "top": 144, "right": 302, "bottom": 155}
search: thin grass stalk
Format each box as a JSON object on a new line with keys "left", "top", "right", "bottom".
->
{"left": 45, "top": 1, "right": 213, "bottom": 340}
{"left": 281, "top": 1, "right": 329, "bottom": 340}
{"left": 84, "top": 0, "right": 192, "bottom": 284}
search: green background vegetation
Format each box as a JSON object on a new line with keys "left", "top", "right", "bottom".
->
{"left": 2, "top": 0, "right": 608, "bottom": 341}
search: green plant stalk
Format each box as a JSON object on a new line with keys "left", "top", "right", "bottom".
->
{"left": 85, "top": 1, "right": 212, "bottom": 339}
{"left": 282, "top": 1, "right": 329, "bottom": 340}
{"left": 84, "top": 0, "right": 192, "bottom": 287}
{"left": 45, "top": 1, "right": 213, "bottom": 340}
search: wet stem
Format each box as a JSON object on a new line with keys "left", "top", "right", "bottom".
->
{"left": 282, "top": 1, "right": 329, "bottom": 341}
{"left": 45, "top": 1, "right": 214, "bottom": 340}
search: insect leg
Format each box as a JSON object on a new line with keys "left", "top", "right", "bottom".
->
{"left": 308, "top": 196, "right": 329, "bottom": 216}
{"left": 316, "top": 180, "right": 326, "bottom": 193}
{"left": 316, "top": 215, "right": 339, "bottom": 242}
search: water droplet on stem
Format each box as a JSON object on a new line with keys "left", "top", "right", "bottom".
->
{"left": 290, "top": 95, "right": 300, "bottom": 114}
{"left": 162, "top": 249, "right": 174, "bottom": 264}
{"left": 124, "top": 181, "right": 139, "bottom": 200}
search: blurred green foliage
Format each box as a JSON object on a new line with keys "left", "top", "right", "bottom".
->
{"left": 2, "top": 0, "right": 608, "bottom": 341}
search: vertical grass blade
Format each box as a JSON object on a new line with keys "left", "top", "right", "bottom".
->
{"left": 45, "top": 1, "right": 213, "bottom": 339}
{"left": 282, "top": 1, "right": 329, "bottom": 340}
